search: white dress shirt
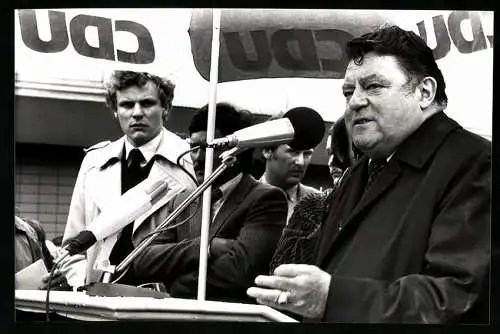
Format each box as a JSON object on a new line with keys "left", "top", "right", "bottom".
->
{"left": 124, "top": 130, "right": 163, "bottom": 166}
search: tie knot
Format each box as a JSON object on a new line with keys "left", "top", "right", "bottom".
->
{"left": 368, "top": 158, "right": 387, "bottom": 176}
{"left": 366, "top": 158, "right": 387, "bottom": 191}
{"left": 128, "top": 148, "right": 145, "bottom": 169}
{"left": 211, "top": 188, "right": 223, "bottom": 203}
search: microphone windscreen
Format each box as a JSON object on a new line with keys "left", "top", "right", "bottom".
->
{"left": 283, "top": 107, "right": 325, "bottom": 150}
{"left": 269, "top": 191, "right": 329, "bottom": 273}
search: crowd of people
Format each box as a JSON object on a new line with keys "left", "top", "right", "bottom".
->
{"left": 15, "top": 25, "right": 491, "bottom": 324}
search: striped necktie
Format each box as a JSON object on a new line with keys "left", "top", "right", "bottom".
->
{"left": 365, "top": 159, "right": 387, "bottom": 191}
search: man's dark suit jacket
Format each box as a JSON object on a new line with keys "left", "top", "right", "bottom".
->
{"left": 312, "top": 111, "right": 490, "bottom": 323}
{"left": 133, "top": 174, "right": 288, "bottom": 302}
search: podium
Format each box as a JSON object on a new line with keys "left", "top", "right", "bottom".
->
{"left": 15, "top": 290, "right": 298, "bottom": 322}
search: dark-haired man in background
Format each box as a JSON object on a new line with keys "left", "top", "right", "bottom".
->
{"left": 248, "top": 25, "right": 490, "bottom": 324}
{"left": 325, "top": 115, "right": 362, "bottom": 188}
{"left": 260, "top": 108, "right": 322, "bottom": 223}
{"left": 133, "top": 102, "right": 288, "bottom": 303}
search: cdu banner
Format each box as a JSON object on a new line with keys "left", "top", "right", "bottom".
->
{"left": 189, "top": 9, "right": 493, "bottom": 83}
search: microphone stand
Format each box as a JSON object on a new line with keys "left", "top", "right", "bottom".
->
{"left": 86, "top": 148, "right": 240, "bottom": 297}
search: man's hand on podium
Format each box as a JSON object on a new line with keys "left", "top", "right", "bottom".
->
{"left": 247, "top": 264, "right": 331, "bottom": 319}
{"left": 40, "top": 269, "right": 71, "bottom": 290}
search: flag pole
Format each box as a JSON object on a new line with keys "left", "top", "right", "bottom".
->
{"left": 197, "top": 8, "right": 222, "bottom": 301}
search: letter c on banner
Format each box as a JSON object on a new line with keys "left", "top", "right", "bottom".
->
{"left": 115, "top": 20, "right": 155, "bottom": 64}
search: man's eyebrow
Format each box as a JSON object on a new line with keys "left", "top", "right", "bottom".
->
{"left": 342, "top": 74, "right": 388, "bottom": 90}
{"left": 342, "top": 82, "right": 354, "bottom": 90}
{"left": 359, "top": 73, "right": 387, "bottom": 83}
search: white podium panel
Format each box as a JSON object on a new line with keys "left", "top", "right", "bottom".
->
{"left": 15, "top": 290, "right": 298, "bottom": 322}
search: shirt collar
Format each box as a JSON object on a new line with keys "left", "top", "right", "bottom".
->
{"left": 285, "top": 184, "right": 299, "bottom": 203}
{"left": 259, "top": 174, "right": 270, "bottom": 185}
{"left": 368, "top": 152, "right": 395, "bottom": 164}
{"left": 124, "top": 130, "right": 163, "bottom": 165}
{"left": 98, "top": 127, "right": 190, "bottom": 168}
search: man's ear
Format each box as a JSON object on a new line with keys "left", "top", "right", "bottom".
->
{"left": 162, "top": 107, "right": 170, "bottom": 125}
{"left": 113, "top": 111, "right": 118, "bottom": 119}
{"left": 262, "top": 148, "right": 272, "bottom": 160}
{"left": 417, "top": 76, "right": 437, "bottom": 110}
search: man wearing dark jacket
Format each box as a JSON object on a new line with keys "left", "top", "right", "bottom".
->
{"left": 248, "top": 25, "right": 490, "bottom": 323}
{"left": 134, "top": 103, "right": 288, "bottom": 302}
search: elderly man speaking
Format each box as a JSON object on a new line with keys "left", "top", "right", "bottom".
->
{"left": 247, "top": 25, "right": 491, "bottom": 324}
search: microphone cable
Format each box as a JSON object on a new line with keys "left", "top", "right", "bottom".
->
{"left": 109, "top": 263, "right": 131, "bottom": 284}
{"left": 108, "top": 145, "right": 209, "bottom": 284}
{"left": 176, "top": 145, "right": 200, "bottom": 187}
{"left": 43, "top": 145, "right": 206, "bottom": 312}
{"left": 110, "top": 201, "right": 202, "bottom": 284}
{"left": 45, "top": 250, "right": 70, "bottom": 322}
{"left": 110, "top": 146, "right": 204, "bottom": 284}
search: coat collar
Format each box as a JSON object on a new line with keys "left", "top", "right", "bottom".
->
{"left": 96, "top": 128, "right": 189, "bottom": 169}
{"left": 87, "top": 127, "right": 191, "bottom": 215}
{"left": 393, "top": 111, "right": 460, "bottom": 169}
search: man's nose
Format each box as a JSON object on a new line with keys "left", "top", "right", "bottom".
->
{"left": 347, "top": 89, "right": 368, "bottom": 112}
{"left": 293, "top": 153, "right": 306, "bottom": 166}
{"left": 191, "top": 147, "right": 205, "bottom": 161}
{"left": 131, "top": 103, "right": 144, "bottom": 117}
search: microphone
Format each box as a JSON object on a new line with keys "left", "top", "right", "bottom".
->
{"left": 208, "top": 107, "right": 325, "bottom": 151}
{"left": 61, "top": 179, "right": 170, "bottom": 257}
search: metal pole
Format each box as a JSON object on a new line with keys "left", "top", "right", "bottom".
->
{"left": 197, "top": 8, "right": 222, "bottom": 301}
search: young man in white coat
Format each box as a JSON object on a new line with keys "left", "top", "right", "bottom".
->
{"left": 49, "top": 71, "right": 196, "bottom": 287}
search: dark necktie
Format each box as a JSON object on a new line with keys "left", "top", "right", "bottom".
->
{"left": 128, "top": 148, "right": 145, "bottom": 171}
{"left": 189, "top": 188, "right": 224, "bottom": 237}
{"left": 210, "top": 188, "right": 224, "bottom": 220}
{"left": 211, "top": 188, "right": 223, "bottom": 203}
{"left": 366, "top": 158, "right": 387, "bottom": 191}
{"left": 108, "top": 148, "right": 147, "bottom": 282}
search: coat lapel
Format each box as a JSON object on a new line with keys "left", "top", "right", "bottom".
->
{"left": 132, "top": 160, "right": 188, "bottom": 234}
{"left": 317, "top": 158, "right": 401, "bottom": 267}
{"left": 316, "top": 160, "right": 367, "bottom": 265}
{"left": 209, "top": 175, "right": 254, "bottom": 236}
{"left": 90, "top": 163, "right": 121, "bottom": 211}
{"left": 87, "top": 139, "right": 124, "bottom": 213}
{"left": 344, "top": 162, "right": 401, "bottom": 228}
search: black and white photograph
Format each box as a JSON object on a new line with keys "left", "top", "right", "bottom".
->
{"left": 13, "top": 8, "right": 493, "bottom": 324}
